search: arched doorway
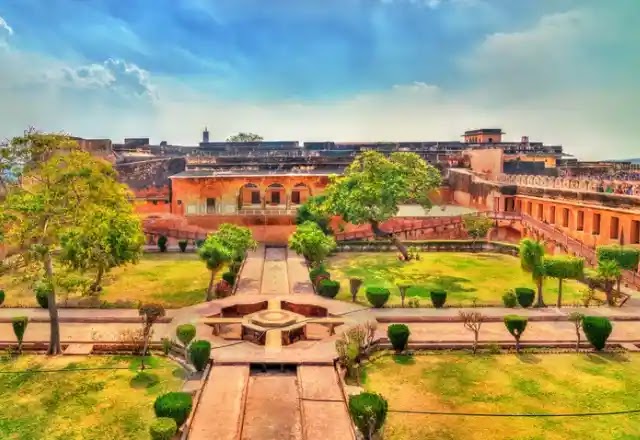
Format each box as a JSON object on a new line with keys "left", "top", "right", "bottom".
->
{"left": 239, "top": 183, "right": 261, "bottom": 209}
{"left": 291, "top": 183, "right": 311, "bottom": 206}
{"left": 265, "top": 183, "right": 285, "bottom": 206}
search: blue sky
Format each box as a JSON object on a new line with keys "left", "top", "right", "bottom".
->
{"left": 0, "top": 0, "right": 638, "bottom": 158}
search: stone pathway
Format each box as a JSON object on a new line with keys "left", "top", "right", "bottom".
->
{"left": 287, "top": 251, "right": 314, "bottom": 295}
{"left": 236, "top": 245, "right": 265, "bottom": 295}
{"left": 260, "top": 247, "right": 289, "bottom": 295}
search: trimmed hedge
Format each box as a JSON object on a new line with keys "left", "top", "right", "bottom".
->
{"left": 387, "top": 324, "right": 410, "bottom": 353}
{"left": 366, "top": 287, "right": 390, "bottom": 308}
{"left": 176, "top": 324, "right": 196, "bottom": 347}
{"left": 515, "top": 288, "right": 535, "bottom": 308}
{"left": 12, "top": 316, "right": 28, "bottom": 351}
{"left": 157, "top": 236, "right": 168, "bottom": 252}
{"left": 309, "top": 266, "right": 329, "bottom": 284}
{"left": 154, "top": 392, "right": 193, "bottom": 426}
{"left": 150, "top": 417, "right": 177, "bottom": 440}
{"left": 597, "top": 245, "right": 640, "bottom": 271}
{"left": 178, "top": 240, "right": 188, "bottom": 252}
{"left": 430, "top": 290, "right": 447, "bottom": 308}
{"left": 189, "top": 340, "right": 212, "bottom": 372}
{"left": 222, "top": 271, "right": 236, "bottom": 286}
{"left": 582, "top": 316, "right": 613, "bottom": 351}
{"left": 348, "top": 392, "right": 388, "bottom": 439}
{"left": 502, "top": 291, "right": 517, "bottom": 308}
{"left": 504, "top": 314, "right": 528, "bottom": 352}
{"left": 318, "top": 279, "right": 341, "bottom": 299}
{"left": 0, "top": 289, "right": 4, "bottom": 306}
{"left": 34, "top": 282, "right": 50, "bottom": 309}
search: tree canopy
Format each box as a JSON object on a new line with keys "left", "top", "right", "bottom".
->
{"left": 289, "top": 221, "right": 336, "bottom": 267}
{"left": 213, "top": 223, "right": 257, "bottom": 260}
{"left": 295, "top": 195, "right": 332, "bottom": 235}
{"left": 226, "top": 132, "right": 263, "bottom": 142}
{"left": 463, "top": 215, "right": 494, "bottom": 241}
{"left": 596, "top": 245, "right": 640, "bottom": 271}
{"left": 198, "top": 236, "right": 232, "bottom": 301}
{"left": 543, "top": 256, "right": 584, "bottom": 307}
{"left": 519, "top": 238, "right": 546, "bottom": 307}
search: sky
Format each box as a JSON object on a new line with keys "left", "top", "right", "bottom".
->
{"left": 0, "top": 0, "right": 638, "bottom": 159}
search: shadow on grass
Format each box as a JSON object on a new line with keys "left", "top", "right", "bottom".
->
{"left": 130, "top": 371, "right": 159, "bottom": 389}
{"left": 586, "top": 352, "right": 630, "bottom": 364}
{"left": 392, "top": 354, "right": 416, "bottom": 365}
{"left": 172, "top": 367, "right": 188, "bottom": 379}
{"left": 516, "top": 353, "right": 542, "bottom": 364}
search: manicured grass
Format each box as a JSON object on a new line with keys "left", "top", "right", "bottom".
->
{"left": 0, "top": 253, "right": 224, "bottom": 308}
{"left": 0, "top": 355, "right": 185, "bottom": 440}
{"left": 327, "top": 252, "right": 590, "bottom": 306}
{"left": 363, "top": 352, "right": 640, "bottom": 440}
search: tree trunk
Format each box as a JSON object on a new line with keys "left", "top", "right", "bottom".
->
{"left": 91, "top": 265, "right": 105, "bottom": 293}
{"left": 575, "top": 326, "right": 581, "bottom": 352}
{"left": 473, "top": 332, "right": 478, "bottom": 355}
{"left": 141, "top": 324, "right": 150, "bottom": 371}
{"left": 370, "top": 220, "right": 409, "bottom": 260}
{"left": 206, "top": 270, "right": 216, "bottom": 301}
{"left": 515, "top": 335, "right": 520, "bottom": 353}
{"left": 44, "top": 252, "right": 62, "bottom": 355}
{"left": 535, "top": 278, "right": 546, "bottom": 308}
{"left": 617, "top": 277, "right": 621, "bottom": 296}
{"left": 605, "top": 281, "right": 614, "bottom": 306}
{"left": 556, "top": 278, "right": 563, "bottom": 308}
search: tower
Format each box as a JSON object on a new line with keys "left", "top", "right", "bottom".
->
{"left": 202, "top": 127, "right": 210, "bottom": 144}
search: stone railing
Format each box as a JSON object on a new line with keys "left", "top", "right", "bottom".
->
{"left": 498, "top": 174, "right": 640, "bottom": 197}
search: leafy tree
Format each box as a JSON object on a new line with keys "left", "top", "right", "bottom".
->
{"left": 543, "top": 256, "right": 584, "bottom": 308}
{"left": 596, "top": 260, "right": 621, "bottom": 306}
{"left": 226, "top": 132, "right": 263, "bottom": 142}
{"left": 59, "top": 205, "right": 144, "bottom": 292}
{"left": 459, "top": 310, "right": 484, "bottom": 354}
{"left": 322, "top": 151, "right": 441, "bottom": 260}
{"left": 519, "top": 238, "right": 546, "bottom": 307}
{"left": 295, "top": 195, "right": 332, "bottom": 235}
{"left": 138, "top": 303, "right": 165, "bottom": 370}
{"left": 288, "top": 221, "right": 336, "bottom": 267}
{"left": 463, "top": 215, "right": 494, "bottom": 242}
{"left": 198, "top": 236, "right": 231, "bottom": 301}
{"left": 597, "top": 245, "right": 640, "bottom": 295}
{"left": 213, "top": 223, "right": 257, "bottom": 260}
{"left": 0, "top": 132, "right": 135, "bottom": 354}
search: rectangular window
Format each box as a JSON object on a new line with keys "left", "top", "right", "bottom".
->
{"left": 562, "top": 208, "right": 569, "bottom": 227}
{"left": 537, "top": 204, "right": 543, "bottom": 220}
{"left": 272, "top": 191, "right": 281, "bottom": 204}
{"left": 577, "top": 211, "right": 584, "bottom": 231}
{"left": 610, "top": 216, "right": 620, "bottom": 239}
{"left": 291, "top": 191, "right": 301, "bottom": 205}
{"left": 593, "top": 213, "right": 601, "bottom": 235}
{"left": 632, "top": 220, "right": 640, "bottom": 244}
{"left": 206, "top": 198, "right": 216, "bottom": 214}
{"left": 517, "top": 200, "right": 523, "bottom": 213}
{"left": 527, "top": 202, "right": 533, "bottom": 215}
{"left": 549, "top": 206, "right": 556, "bottom": 224}
{"left": 251, "top": 191, "right": 260, "bottom": 205}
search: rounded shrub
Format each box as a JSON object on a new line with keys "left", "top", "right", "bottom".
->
{"left": 34, "top": 281, "right": 51, "bottom": 309}
{"left": 0, "top": 289, "right": 4, "bottom": 306}
{"left": 309, "top": 266, "right": 329, "bottom": 283}
{"left": 318, "top": 279, "right": 340, "bottom": 299}
{"left": 178, "top": 240, "right": 188, "bottom": 253}
{"left": 176, "top": 324, "right": 196, "bottom": 347}
{"left": 387, "top": 324, "right": 410, "bottom": 353}
{"left": 504, "top": 314, "right": 528, "bottom": 352}
{"left": 222, "top": 271, "right": 236, "bottom": 286}
{"left": 502, "top": 291, "right": 517, "bottom": 308}
{"left": 430, "top": 290, "right": 447, "bottom": 308}
{"left": 348, "top": 392, "right": 388, "bottom": 438}
{"left": 582, "top": 316, "right": 613, "bottom": 351}
{"left": 154, "top": 392, "right": 193, "bottom": 426}
{"left": 515, "top": 288, "right": 535, "bottom": 308}
{"left": 157, "top": 235, "right": 168, "bottom": 252}
{"left": 366, "top": 287, "right": 390, "bottom": 308}
{"left": 188, "top": 340, "right": 212, "bottom": 372}
{"left": 150, "top": 417, "right": 177, "bottom": 440}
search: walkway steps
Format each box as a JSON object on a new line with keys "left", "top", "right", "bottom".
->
{"left": 236, "top": 246, "right": 265, "bottom": 295}
{"left": 188, "top": 365, "right": 250, "bottom": 440}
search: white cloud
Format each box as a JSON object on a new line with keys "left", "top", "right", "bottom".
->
{"left": 0, "top": 16, "right": 13, "bottom": 36}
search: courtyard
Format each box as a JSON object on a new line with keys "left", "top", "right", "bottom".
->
{"left": 327, "top": 252, "right": 590, "bottom": 306}
{"left": 0, "top": 355, "right": 185, "bottom": 439}
{"left": 363, "top": 352, "right": 640, "bottom": 440}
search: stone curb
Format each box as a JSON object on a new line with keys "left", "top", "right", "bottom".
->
{"left": 0, "top": 316, "right": 173, "bottom": 324}
{"left": 375, "top": 315, "right": 640, "bottom": 323}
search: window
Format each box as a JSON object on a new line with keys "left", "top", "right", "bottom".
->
{"left": 527, "top": 202, "right": 533, "bottom": 215}
{"left": 291, "top": 191, "right": 301, "bottom": 204}
{"left": 562, "top": 208, "right": 569, "bottom": 227}
{"left": 632, "top": 220, "right": 640, "bottom": 244}
{"left": 577, "top": 211, "right": 584, "bottom": 231}
{"left": 271, "top": 191, "right": 281, "bottom": 204}
{"left": 610, "top": 216, "right": 619, "bottom": 239}
{"left": 593, "top": 213, "right": 601, "bottom": 235}
{"left": 206, "top": 198, "right": 216, "bottom": 214}
{"left": 517, "top": 200, "right": 523, "bottom": 213}
{"left": 549, "top": 206, "right": 556, "bottom": 224}
{"left": 537, "top": 204, "right": 543, "bottom": 220}
{"left": 251, "top": 191, "right": 260, "bottom": 204}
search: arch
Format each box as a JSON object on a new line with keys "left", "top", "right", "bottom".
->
{"left": 239, "top": 182, "right": 262, "bottom": 208}
{"left": 291, "top": 183, "right": 312, "bottom": 205}
{"left": 265, "top": 182, "right": 285, "bottom": 205}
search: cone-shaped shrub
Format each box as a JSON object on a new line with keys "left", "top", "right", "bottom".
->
{"left": 178, "top": 240, "right": 188, "bottom": 253}
{"left": 188, "top": 340, "right": 212, "bottom": 372}
{"left": 582, "top": 316, "right": 613, "bottom": 351}
{"left": 154, "top": 392, "right": 193, "bottom": 426}
{"left": 348, "top": 392, "right": 388, "bottom": 439}
{"left": 515, "top": 288, "right": 535, "bottom": 308}
{"left": 309, "top": 266, "right": 329, "bottom": 283}
{"left": 158, "top": 236, "right": 168, "bottom": 252}
{"left": 318, "top": 279, "right": 340, "bottom": 298}
{"left": 504, "top": 315, "right": 528, "bottom": 352}
{"left": 176, "top": 324, "right": 196, "bottom": 347}
{"left": 150, "top": 417, "right": 177, "bottom": 440}
{"left": 0, "top": 289, "right": 4, "bottom": 306}
{"left": 222, "top": 271, "right": 236, "bottom": 286}
{"left": 387, "top": 324, "right": 410, "bottom": 353}
{"left": 430, "top": 290, "right": 447, "bottom": 308}
{"left": 366, "top": 287, "right": 390, "bottom": 308}
{"left": 34, "top": 281, "right": 50, "bottom": 309}
{"left": 12, "top": 316, "right": 28, "bottom": 352}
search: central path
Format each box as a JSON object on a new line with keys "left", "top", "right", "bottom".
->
{"left": 260, "top": 247, "right": 289, "bottom": 295}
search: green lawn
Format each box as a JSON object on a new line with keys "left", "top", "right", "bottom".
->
{"left": 327, "top": 252, "right": 589, "bottom": 306}
{"left": 0, "top": 253, "right": 223, "bottom": 308}
{"left": 363, "top": 353, "right": 640, "bottom": 440}
{"left": 0, "top": 355, "right": 185, "bottom": 440}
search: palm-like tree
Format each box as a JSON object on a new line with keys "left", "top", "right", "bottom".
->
{"left": 519, "top": 238, "right": 546, "bottom": 307}
{"left": 597, "top": 260, "right": 621, "bottom": 306}
{"left": 198, "top": 237, "right": 231, "bottom": 301}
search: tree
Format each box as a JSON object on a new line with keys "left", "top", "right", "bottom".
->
{"left": 198, "top": 236, "right": 231, "bottom": 301}
{"left": 138, "top": 303, "right": 166, "bottom": 370}
{"left": 568, "top": 312, "right": 584, "bottom": 352}
{"left": 519, "top": 238, "right": 546, "bottom": 307}
{"left": 459, "top": 310, "right": 484, "bottom": 354}
{"left": 322, "top": 151, "right": 441, "bottom": 260}
{"left": 543, "top": 256, "right": 584, "bottom": 308}
{"left": 12, "top": 316, "right": 28, "bottom": 354}
{"left": 463, "top": 215, "right": 494, "bottom": 242}
{"left": 59, "top": 204, "right": 144, "bottom": 292}
{"left": 596, "top": 260, "right": 621, "bottom": 306}
{"left": 597, "top": 245, "right": 640, "bottom": 295}
{"left": 0, "top": 132, "right": 135, "bottom": 355}
{"left": 288, "top": 221, "right": 336, "bottom": 267}
{"left": 349, "top": 278, "right": 363, "bottom": 303}
{"left": 226, "top": 132, "right": 263, "bottom": 142}
{"left": 504, "top": 315, "right": 528, "bottom": 353}
{"left": 295, "top": 195, "right": 332, "bottom": 235}
{"left": 213, "top": 223, "right": 257, "bottom": 261}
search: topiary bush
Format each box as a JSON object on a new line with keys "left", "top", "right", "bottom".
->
{"left": 366, "top": 287, "right": 390, "bottom": 308}
{"left": 318, "top": 279, "right": 340, "bottom": 298}
{"left": 176, "top": 324, "right": 196, "bottom": 347}
{"left": 515, "top": 288, "right": 535, "bottom": 308}
{"left": 504, "top": 314, "right": 528, "bottom": 352}
{"left": 309, "top": 266, "right": 329, "bottom": 284}
{"left": 0, "top": 289, "right": 4, "bottom": 306}
{"left": 348, "top": 392, "right": 388, "bottom": 439}
{"left": 189, "top": 340, "right": 212, "bottom": 372}
{"left": 430, "top": 290, "right": 447, "bottom": 308}
{"left": 178, "top": 240, "right": 188, "bottom": 253}
{"left": 34, "top": 281, "right": 51, "bottom": 309}
{"left": 150, "top": 417, "right": 177, "bottom": 440}
{"left": 582, "top": 316, "right": 613, "bottom": 351}
{"left": 157, "top": 235, "right": 168, "bottom": 252}
{"left": 387, "top": 324, "right": 410, "bottom": 353}
{"left": 12, "top": 316, "right": 28, "bottom": 353}
{"left": 222, "top": 271, "right": 236, "bottom": 286}
{"left": 154, "top": 392, "right": 193, "bottom": 426}
{"left": 502, "top": 291, "right": 517, "bottom": 308}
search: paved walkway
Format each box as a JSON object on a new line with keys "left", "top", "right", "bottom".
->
{"left": 260, "top": 247, "right": 289, "bottom": 295}
{"left": 287, "top": 252, "right": 314, "bottom": 295}
{"left": 236, "top": 245, "right": 265, "bottom": 295}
